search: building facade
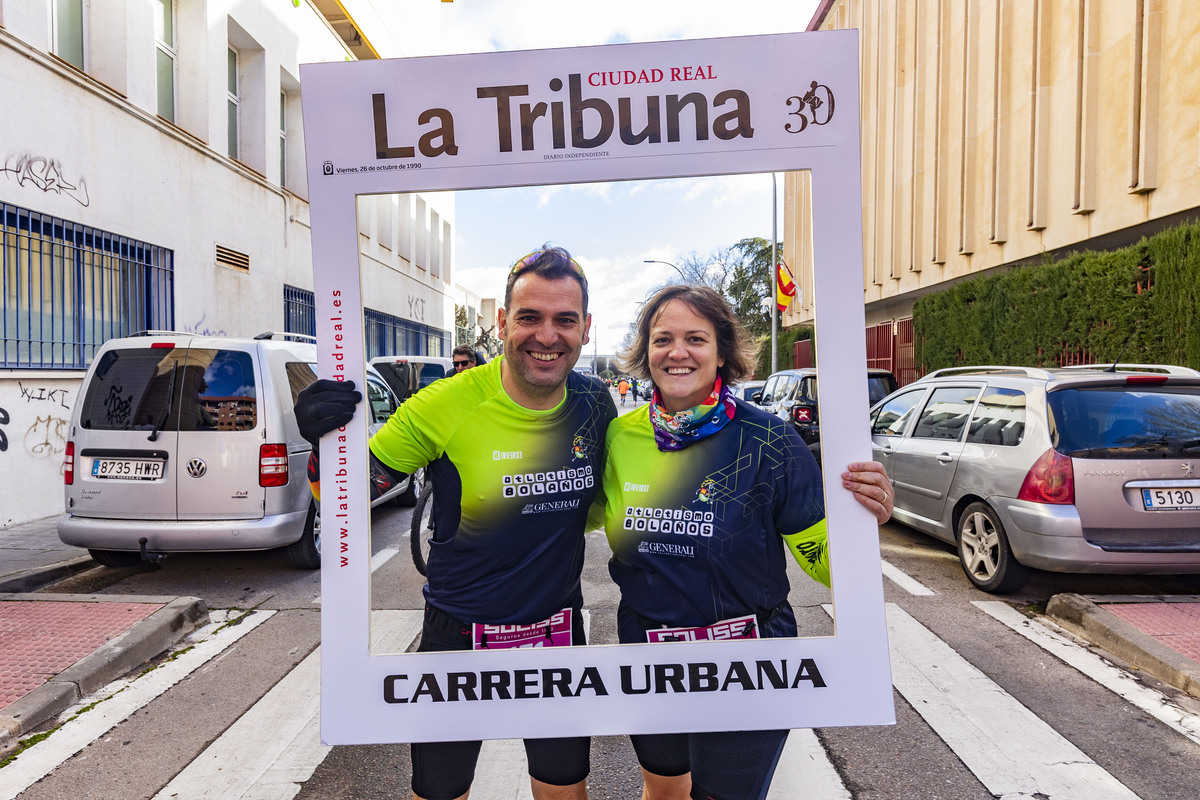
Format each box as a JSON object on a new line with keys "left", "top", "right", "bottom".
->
{"left": 0, "top": 1, "right": 462, "bottom": 526}
{"left": 784, "top": 0, "right": 1200, "bottom": 381}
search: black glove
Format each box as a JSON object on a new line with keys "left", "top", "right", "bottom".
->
{"left": 295, "top": 379, "right": 361, "bottom": 447}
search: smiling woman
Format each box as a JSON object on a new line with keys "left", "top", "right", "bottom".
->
{"left": 599, "top": 283, "right": 892, "bottom": 799}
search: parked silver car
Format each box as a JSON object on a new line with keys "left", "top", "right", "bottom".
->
{"left": 870, "top": 364, "right": 1200, "bottom": 592}
{"left": 59, "top": 332, "right": 414, "bottom": 569}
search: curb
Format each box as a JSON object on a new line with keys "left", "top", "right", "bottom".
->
{"left": 0, "top": 555, "right": 97, "bottom": 594}
{"left": 1045, "top": 592, "right": 1200, "bottom": 699}
{"left": 0, "top": 593, "right": 209, "bottom": 750}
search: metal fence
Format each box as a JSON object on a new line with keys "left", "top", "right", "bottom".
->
{"left": 865, "top": 318, "right": 920, "bottom": 387}
{"left": 1, "top": 202, "right": 173, "bottom": 369}
{"left": 364, "top": 307, "right": 449, "bottom": 360}
{"left": 283, "top": 284, "right": 316, "bottom": 338}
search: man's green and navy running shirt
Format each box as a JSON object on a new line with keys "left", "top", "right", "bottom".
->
{"left": 370, "top": 356, "right": 616, "bottom": 625}
{"left": 596, "top": 399, "right": 828, "bottom": 629}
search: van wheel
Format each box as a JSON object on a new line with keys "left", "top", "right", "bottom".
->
{"left": 956, "top": 502, "right": 1029, "bottom": 593}
{"left": 392, "top": 467, "right": 424, "bottom": 508}
{"left": 287, "top": 500, "right": 321, "bottom": 569}
{"left": 89, "top": 549, "right": 142, "bottom": 568}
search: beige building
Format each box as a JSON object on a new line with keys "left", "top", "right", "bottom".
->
{"left": 784, "top": 0, "right": 1200, "bottom": 379}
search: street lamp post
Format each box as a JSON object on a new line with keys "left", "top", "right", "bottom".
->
{"left": 643, "top": 259, "right": 687, "bottom": 282}
{"left": 770, "top": 172, "right": 778, "bottom": 375}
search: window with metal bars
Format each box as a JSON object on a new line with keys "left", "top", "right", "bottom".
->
{"left": 364, "top": 307, "right": 448, "bottom": 360}
{"left": 282, "top": 291, "right": 449, "bottom": 359}
{"left": 1, "top": 203, "right": 174, "bottom": 369}
{"left": 283, "top": 284, "right": 316, "bottom": 338}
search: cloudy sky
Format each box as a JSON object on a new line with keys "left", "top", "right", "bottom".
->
{"left": 414, "top": 0, "right": 822, "bottom": 356}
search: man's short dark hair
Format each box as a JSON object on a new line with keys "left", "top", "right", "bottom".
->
{"left": 503, "top": 246, "right": 588, "bottom": 314}
{"left": 452, "top": 344, "right": 477, "bottom": 364}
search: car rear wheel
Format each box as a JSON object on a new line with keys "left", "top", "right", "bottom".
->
{"left": 956, "top": 502, "right": 1029, "bottom": 593}
{"left": 391, "top": 467, "right": 424, "bottom": 508}
{"left": 88, "top": 549, "right": 142, "bottom": 568}
{"left": 286, "top": 500, "right": 321, "bottom": 569}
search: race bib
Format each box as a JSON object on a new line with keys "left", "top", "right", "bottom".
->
{"left": 646, "top": 613, "right": 760, "bottom": 643}
{"left": 472, "top": 608, "right": 573, "bottom": 650}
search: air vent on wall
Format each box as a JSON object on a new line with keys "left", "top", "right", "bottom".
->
{"left": 216, "top": 244, "right": 250, "bottom": 272}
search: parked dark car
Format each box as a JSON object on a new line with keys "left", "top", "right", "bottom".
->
{"left": 755, "top": 367, "right": 898, "bottom": 460}
{"left": 731, "top": 380, "right": 765, "bottom": 403}
{"left": 869, "top": 364, "right": 1200, "bottom": 593}
{"left": 369, "top": 356, "right": 453, "bottom": 404}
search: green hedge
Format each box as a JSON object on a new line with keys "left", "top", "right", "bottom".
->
{"left": 755, "top": 325, "right": 813, "bottom": 378}
{"left": 913, "top": 220, "right": 1200, "bottom": 371}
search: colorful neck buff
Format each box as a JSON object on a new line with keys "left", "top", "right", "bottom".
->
{"left": 650, "top": 376, "right": 737, "bottom": 452}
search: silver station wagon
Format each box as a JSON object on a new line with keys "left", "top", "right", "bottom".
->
{"left": 869, "top": 364, "right": 1200, "bottom": 592}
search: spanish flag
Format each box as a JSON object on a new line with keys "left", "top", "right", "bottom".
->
{"left": 776, "top": 260, "right": 797, "bottom": 312}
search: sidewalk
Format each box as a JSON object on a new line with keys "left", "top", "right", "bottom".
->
{"left": 1, "top": 515, "right": 208, "bottom": 751}
{"left": 1, "top": 513, "right": 1199, "bottom": 755}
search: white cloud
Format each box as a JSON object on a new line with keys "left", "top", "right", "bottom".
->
{"left": 427, "top": 1, "right": 822, "bottom": 56}
{"left": 421, "top": 0, "right": 819, "bottom": 356}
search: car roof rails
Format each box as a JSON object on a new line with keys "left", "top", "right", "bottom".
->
{"left": 253, "top": 332, "right": 318, "bottom": 343}
{"left": 1058, "top": 363, "right": 1200, "bottom": 377}
{"left": 922, "top": 365, "right": 1056, "bottom": 380}
{"left": 129, "top": 329, "right": 193, "bottom": 337}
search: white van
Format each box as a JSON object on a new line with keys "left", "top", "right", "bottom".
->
{"left": 58, "top": 332, "right": 413, "bottom": 569}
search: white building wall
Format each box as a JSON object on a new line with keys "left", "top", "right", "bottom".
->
{"left": 0, "top": 0, "right": 459, "bottom": 527}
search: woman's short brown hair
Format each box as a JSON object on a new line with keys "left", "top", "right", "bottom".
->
{"left": 618, "top": 284, "right": 758, "bottom": 386}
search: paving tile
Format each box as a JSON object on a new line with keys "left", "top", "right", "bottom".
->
{"left": 0, "top": 600, "right": 162, "bottom": 709}
{"left": 1102, "top": 602, "right": 1200, "bottom": 667}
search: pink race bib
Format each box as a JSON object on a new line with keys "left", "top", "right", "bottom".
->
{"left": 472, "top": 608, "right": 573, "bottom": 650}
{"left": 646, "top": 613, "right": 759, "bottom": 643}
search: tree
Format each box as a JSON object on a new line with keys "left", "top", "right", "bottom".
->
{"left": 675, "top": 246, "right": 741, "bottom": 292}
{"left": 474, "top": 324, "right": 502, "bottom": 358}
{"left": 454, "top": 305, "right": 470, "bottom": 347}
{"left": 632, "top": 238, "right": 781, "bottom": 354}
{"left": 725, "top": 237, "right": 777, "bottom": 339}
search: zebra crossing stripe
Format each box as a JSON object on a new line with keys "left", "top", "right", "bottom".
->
{"left": 886, "top": 604, "right": 1142, "bottom": 799}
{"left": 153, "top": 648, "right": 325, "bottom": 800}
{"left": 766, "top": 729, "right": 851, "bottom": 799}
{"left": 881, "top": 559, "right": 937, "bottom": 596}
{"left": 974, "top": 600, "right": 1200, "bottom": 747}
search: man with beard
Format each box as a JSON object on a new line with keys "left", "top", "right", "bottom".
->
{"left": 295, "top": 246, "right": 614, "bottom": 800}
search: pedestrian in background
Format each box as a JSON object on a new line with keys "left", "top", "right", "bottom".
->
{"left": 451, "top": 344, "right": 478, "bottom": 373}
{"left": 618, "top": 377, "right": 630, "bottom": 406}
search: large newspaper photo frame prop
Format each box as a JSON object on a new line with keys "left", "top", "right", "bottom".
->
{"left": 301, "top": 30, "right": 894, "bottom": 746}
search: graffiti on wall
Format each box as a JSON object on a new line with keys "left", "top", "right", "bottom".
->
{"left": 19, "top": 382, "right": 71, "bottom": 410}
{"left": 2, "top": 381, "right": 74, "bottom": 464}
{"left": 182, "top": 312, "right": 227, "bottom": 337}
{"left": 25, "top": 415, "right": 69, "bottom": 458}
{"left": 2, "top": 153, "right": 90, "bottom": 207}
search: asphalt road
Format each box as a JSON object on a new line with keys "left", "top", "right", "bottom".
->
{"left": 8, "top": 489, "right": 1200, "bottom": 800}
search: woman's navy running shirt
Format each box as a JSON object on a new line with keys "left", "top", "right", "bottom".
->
{"left": 596, "top": 399, "right": 828, "bottom": 630}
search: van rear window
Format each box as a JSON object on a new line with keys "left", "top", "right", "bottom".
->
{"left": 1049, "top": 386, "right": 1200, "bottom": 458}
{"left": 80, "top": 348, "right": 257, "bottom": 432}
{"left": 415, "top": 363, "right": 446, "bottom": 388}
